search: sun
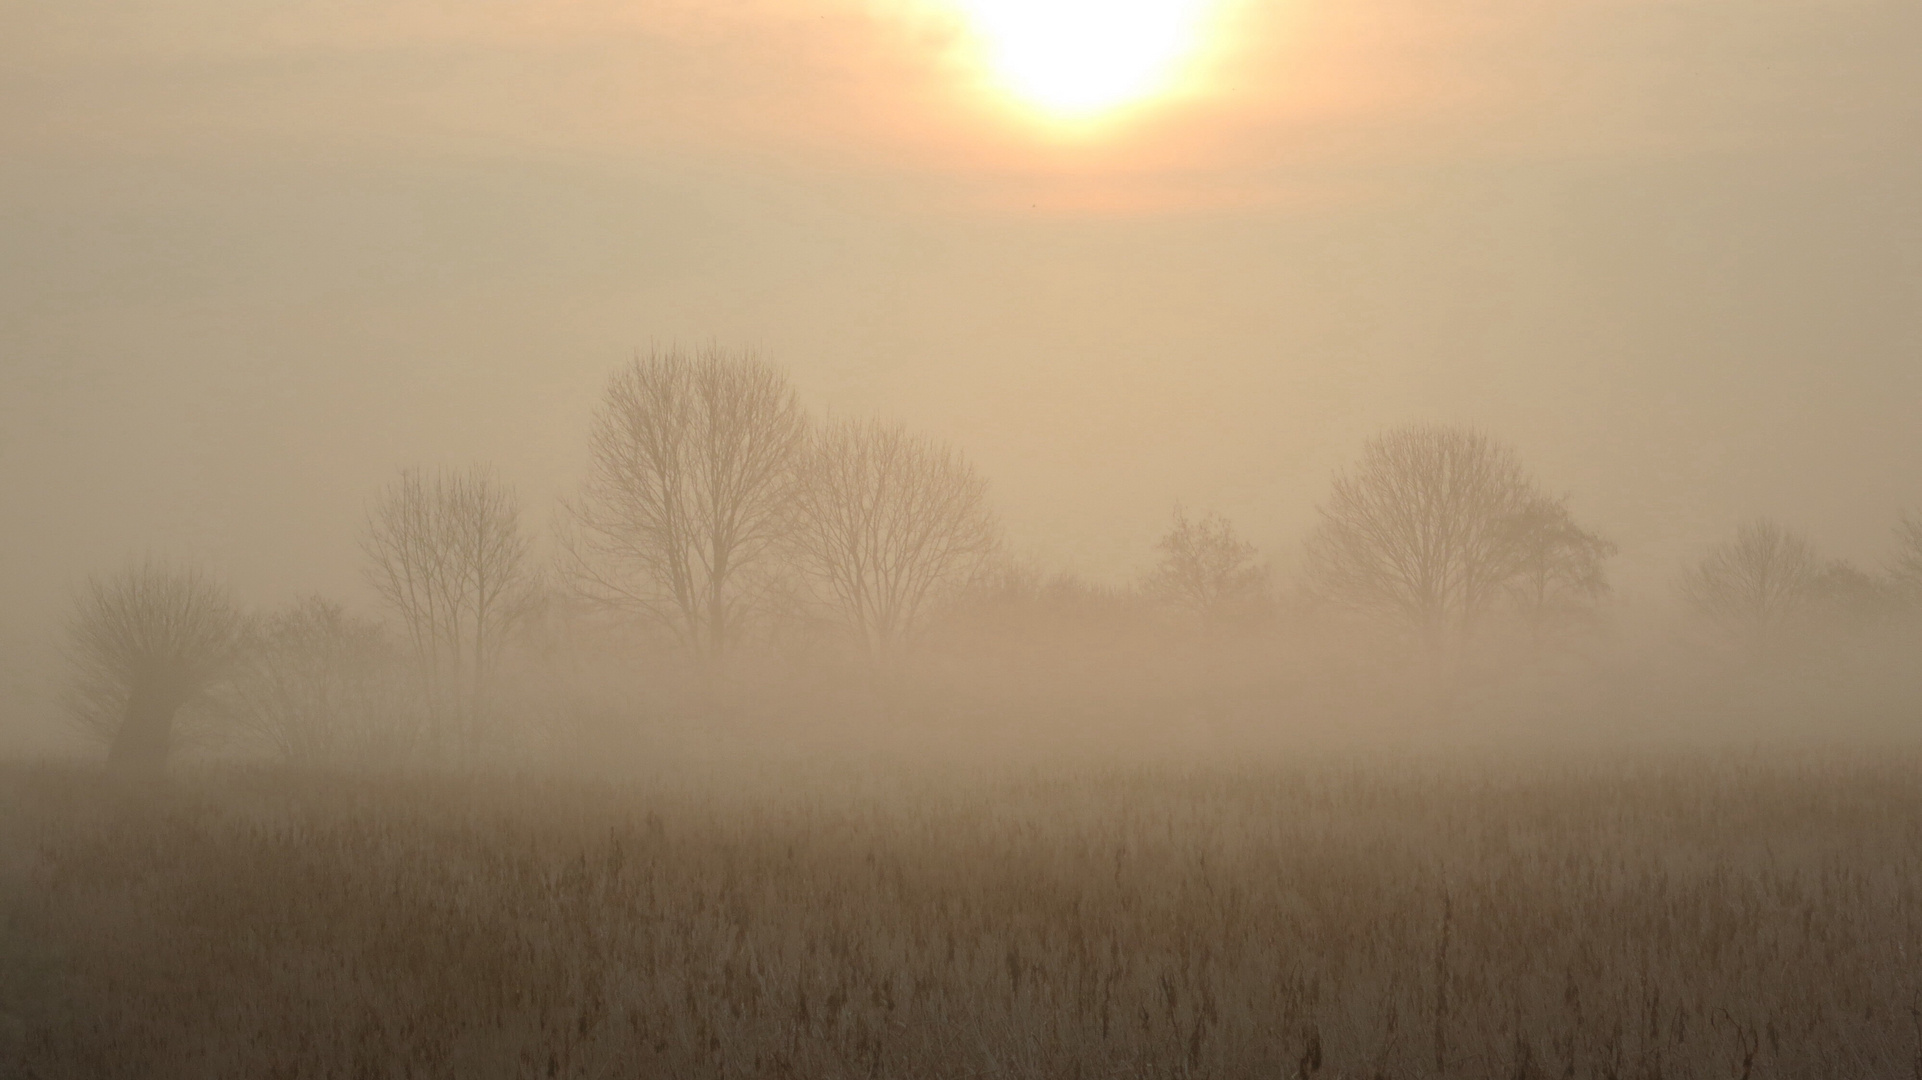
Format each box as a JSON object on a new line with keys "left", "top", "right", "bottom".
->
{"left": 948, "top": 0, "right": 1220, "bottom": 120}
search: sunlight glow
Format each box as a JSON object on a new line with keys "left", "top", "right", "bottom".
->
{"left": 948, "top": 0, "right": 1220, "bottom": 119}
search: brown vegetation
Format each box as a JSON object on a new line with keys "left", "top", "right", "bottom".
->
{"left": 3, "top": 752, "right": 1918, "bottom": 1079}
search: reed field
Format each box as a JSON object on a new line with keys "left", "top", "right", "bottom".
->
{"left": 2, "top": 751, "right": 1919, "bottom": 1079}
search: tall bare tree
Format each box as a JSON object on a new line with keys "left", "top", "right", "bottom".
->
{"left": 1141, "top": 506, "right": 1267, "bottom": 622}
{"left": 563, "top": 347, "right": 806, "bottom": 662}
{"left": 66, "top": 558, "right": 241, "bottom": 768}
{"left": 787, "top": 418, "right": 999, "bottom": 660}
{"left": 1678, "top": 518, "right": 1823, "bottom": 655}
{"left": 363, "top": 465, "right": 531, "bottom": 750}
{"left": 1304, "top": 425, "right": 1609, "bottom": 653}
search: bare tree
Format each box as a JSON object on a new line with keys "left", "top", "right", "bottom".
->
{"left": 563, "top": 347, "right": 806, "bottom": 663}
{"left": 1677, "top": 518, "right": 1823, "bottom": 655}
{"left": 1304, "top": 425, "right": 1611, "bottom": 655}
{"left": 1808, "top": 559, "right": 1901, "bottom": 631}
{"left": 227, "top": 596, "right": 419, "bottom": 763}
{"left": 1141, "top": 506, "right": 1267, "bottom": 622}
{"left": 66, "top": 558, "right": 241, "bottom": 768}
{"left": 1505, "top": 495, "right": 1618, "bottom": 645}
{"left": 363, "top": 465, "right": 532, "bottom": 751}
{"left": 1891, "top": 512, "right": 1922, "bottom": 603}
{"left": 787, "top": 418, "right": 999, "bottom": 660}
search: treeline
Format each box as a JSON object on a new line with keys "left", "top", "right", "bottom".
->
{"left": 64, "top": 347, "right": 1922, "bottom": 768}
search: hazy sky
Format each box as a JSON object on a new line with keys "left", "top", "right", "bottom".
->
{"left": 4, "top": 0, "right": 1921, "bottom": 725}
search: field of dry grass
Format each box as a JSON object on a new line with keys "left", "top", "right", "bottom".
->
{"left": 2, "top": 751, "right": 1918, "bottom": 1079}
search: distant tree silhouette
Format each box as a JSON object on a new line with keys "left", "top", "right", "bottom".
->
{"left": 1892, "top": 513, "right": 1922, "bottom": 603}
{"left": 1304, "top": 424, "right": 1609, "bottom": 653}
{"left": 788, "top": 418, "right": 999, "bottom": 661}
{"left": 1807, "top": 559, "right": 1901, "bottom": 631}
{"left": 363, "top": 465, "right": 532, "bottom": 751}
{"left": 1677, "top": 519, "right": 1822, "bottom": 655}
{"left": 1504, "top": 495, "right": 1617, "bottom": 645}
{"left": 1141, "top": 506, "right": 1266, "bottom": 622}
{"left": 227, "top": 596, "right": 414, "bottom": 763}
{"left": 66, "top": 558, "right": 241, "bottom": 769}
{"left": 563, "top": 347, "right": 806, "bottom": 664}
{"left": 937, "top": 558, "right": 1140, "bottom": 648}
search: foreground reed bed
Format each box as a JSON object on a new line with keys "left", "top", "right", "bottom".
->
{"left": 2, "top": 751, "right": 1917, "bottom": 1079}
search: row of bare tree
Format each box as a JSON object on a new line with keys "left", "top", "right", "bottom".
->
{"left": 62, "top": 347, "right": 1922, "bottom": 767}
{"left": 1139, "top": 428, "right": 1922, "bottom": 660}
{"left": 68, "top": 347, "right": 1000, "bottom": 766}
{"left": 1139, "top": 426, "right": 1617, "bottom": 658}
{"left": 1679, "top": 517, "right": 1922, "bottom": 654}
{"left": 561, "top": 348, "right": 997, "bottom": 665}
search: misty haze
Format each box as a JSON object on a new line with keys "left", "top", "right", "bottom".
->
{"left": 3, "top": 1, "right": 1922, "bottom": 1077}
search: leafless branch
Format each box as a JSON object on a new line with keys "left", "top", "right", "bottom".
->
{"left": 1304, "top": 425, "right": 1611, "bottom": 653}
{"left": 65, "top": 557, "right": 241, "bottom": 767}
{"left": 561, "top": 346, "right": 805, "bottom": 663}
{"left": 363, "top": 465, "right": 532, "bottom": 752}
{"left": 787, "top": 418, "right": 1000, "bottom": 661}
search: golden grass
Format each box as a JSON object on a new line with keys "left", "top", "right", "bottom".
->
{"left": 2, "top": 753, "right": 1918, "bottom": 1078}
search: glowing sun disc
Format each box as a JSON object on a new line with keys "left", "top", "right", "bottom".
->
{"left": 950, "top": 0, "right": 1218, "bottom": 118}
